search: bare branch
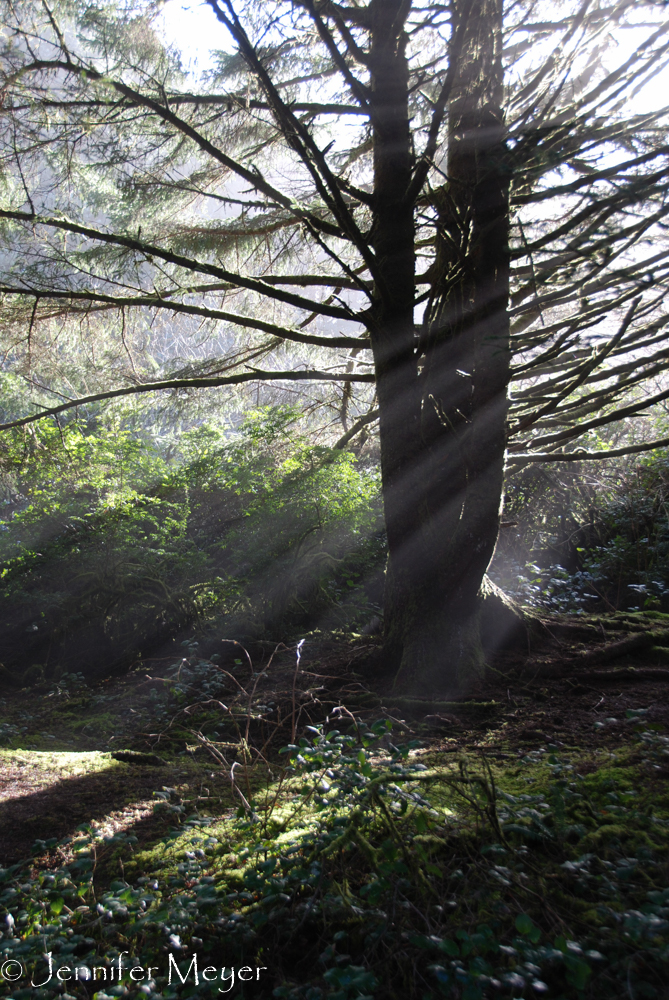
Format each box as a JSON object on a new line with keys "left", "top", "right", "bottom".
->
{"left": 334, "top": 406, "right": 379, "bottom": 448}
{"left": 508, "top": 385, "right": 669, "bottom": 453}
{"left": 507, "top": 435, "right": 669, "bottom": 470}
{"left": 509, "top": 298, "right": 641, "bottom": 435}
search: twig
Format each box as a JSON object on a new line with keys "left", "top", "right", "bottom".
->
{"left": 291, "top": 640, "right": 305, "bottom": 744}
{"left": 244, "top": 642, "right": 286, "bottom": 743}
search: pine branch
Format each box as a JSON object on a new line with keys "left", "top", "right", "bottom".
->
{"left": 207, "top": 0, "right": 379, "bottom": 285}
{"left": 0, "top": 369, "right": 376, "bottom": 432}
{"left": 0, "top": 286, "right": 369, "bottom": 350}
{"left": 295, "top": 0, "right": 372, "bottom": 104}
{"left": 0, "top": 210, "right": 361, "bottom": 323}
{"left": 9, "top": 95, "right": 369, "bottom": 115}
{"left": 9, "top": 59, "right": 346, "bottom": 241}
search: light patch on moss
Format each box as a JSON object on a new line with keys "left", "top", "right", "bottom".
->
{"left": 0, "top": 748, "right": 119, "bottom": 780}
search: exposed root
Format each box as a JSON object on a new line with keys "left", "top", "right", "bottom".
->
{"left": 575, "top": 668, "right": 669, "bottom": 684}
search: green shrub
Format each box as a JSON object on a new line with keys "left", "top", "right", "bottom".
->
{"left": 0, "top": 407, "right": 383, "bottom": 683}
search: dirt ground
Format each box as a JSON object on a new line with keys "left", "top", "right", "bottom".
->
{"left": 1, "top": 617, "right": 668, "bottom": 870}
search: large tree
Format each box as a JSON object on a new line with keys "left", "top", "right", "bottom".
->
{"left": 1, "top": 0, "right": 669, "bottom": 691}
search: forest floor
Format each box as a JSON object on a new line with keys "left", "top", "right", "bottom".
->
{"left": 2, "top": 614, "right": 669, "bottom": 998}
{"left": 2, "top": 614, "right": 669, "bottom": 869}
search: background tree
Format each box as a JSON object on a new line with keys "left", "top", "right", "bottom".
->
{"left": 1, "top": 0, "right": 669, "bottom": 691}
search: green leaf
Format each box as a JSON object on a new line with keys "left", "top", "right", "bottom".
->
{"left": 440, "top": 939, "right": 459, "bottom": 957}
{"left": 515, "top": 913, "right": 534, "bottom": 935}
{"left": 565, "top": 957, "right": 592, "bottom": 990}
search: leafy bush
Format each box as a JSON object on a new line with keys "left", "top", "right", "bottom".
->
{"left": 0, "top": 407, "right": 383, "bottom": 684}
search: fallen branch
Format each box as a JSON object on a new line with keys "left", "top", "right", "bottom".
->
{"left": 382, "top": 697, "right": 498, "bottom": 714}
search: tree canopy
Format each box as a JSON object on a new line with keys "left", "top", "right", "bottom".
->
{"left": 1, "top": 0, "right": 669, "bottom": 690}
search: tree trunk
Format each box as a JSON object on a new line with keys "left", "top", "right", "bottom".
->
{"left": 370, "top": 0, "right": 513, "bottom": 695}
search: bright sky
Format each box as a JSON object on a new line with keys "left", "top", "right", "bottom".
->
{"left": 157, "top": 0, "right": 669, "bottom": 119}
{"left": 157, "top": 0, "right": 228, "bottom": 73}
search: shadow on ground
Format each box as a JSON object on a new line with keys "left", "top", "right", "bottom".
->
{"left": 0, "top": 758, "right": 232, "bottom": 868}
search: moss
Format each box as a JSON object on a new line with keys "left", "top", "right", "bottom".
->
{"left": 0, "top": 748, "right": 116, "bottom": 776}
{"left": 4, "top": 662, "right": 669, "bottom": 999}
{"left": 649, "top": 645, "right": 669, "bottom": 662}
{"left": 580, "top": 824, "right": 639, "bottom": 848}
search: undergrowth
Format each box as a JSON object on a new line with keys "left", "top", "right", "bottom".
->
{"left": 2, "top": 719, "right": 669, "bottom": 999}
{"left": 493, "top": 454, "right": 669, "bottom": 616}
{"left": 0, "top": 406, "right": 382, "bottom": 684}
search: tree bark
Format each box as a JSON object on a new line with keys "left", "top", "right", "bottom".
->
{"left": 367, "top": 0, "right": 423, "bottom": 675}
{"left": 370, "top": 0, "right": 513, "bottom": 694}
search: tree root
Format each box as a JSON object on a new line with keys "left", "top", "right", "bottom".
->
{"left": 574, "top": 668, "right": 669, "bottom": 684}
{"left": 526, "top": 628, "right": 669, "bottom": 679}
{"left": 344, "top": 691, "right": 499, "bottom": 714}
{"left": 568, "top": 631, "right": 658, "bottom": 665}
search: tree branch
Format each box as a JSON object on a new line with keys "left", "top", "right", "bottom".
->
{"left": 296, "top": 0, "right": 372, "bottom": 106}
{"left": 509, "top": 298, "right": 640, "bottom": 435}
{"left": 0, "top": 369, "right": 376, "bottom": 432}
{"left": 512, "top": 144, "right": 669, "bottom": 206}
{"left": 9, "top": 59, "right": 346, "bottom": 240}
{"left": 0, "top": 286, "right": 369, "bottom": 350}
{"left": 207, "top": 0, "right": 378, "bottom": 282}
{"left": 9, "top": 95, "right": 369, "bottom": 114}
{"left": 405, "top": 0, "right": 476, "bottom": 205}
{"left": 0, "top": 210, "right": 361, "bottom": 323}
{"left": 509, "top": 384, "right": 669, "bottom": 453}
{"left": 334, "top": 406, "right": 379, "bottom": 448}
{"left": 507, "top": 434, "right": 669, "bottom": 470}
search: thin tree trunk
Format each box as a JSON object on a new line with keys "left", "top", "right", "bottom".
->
{"left": 371, "top": 0, "right": 513, "bottom": 694}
